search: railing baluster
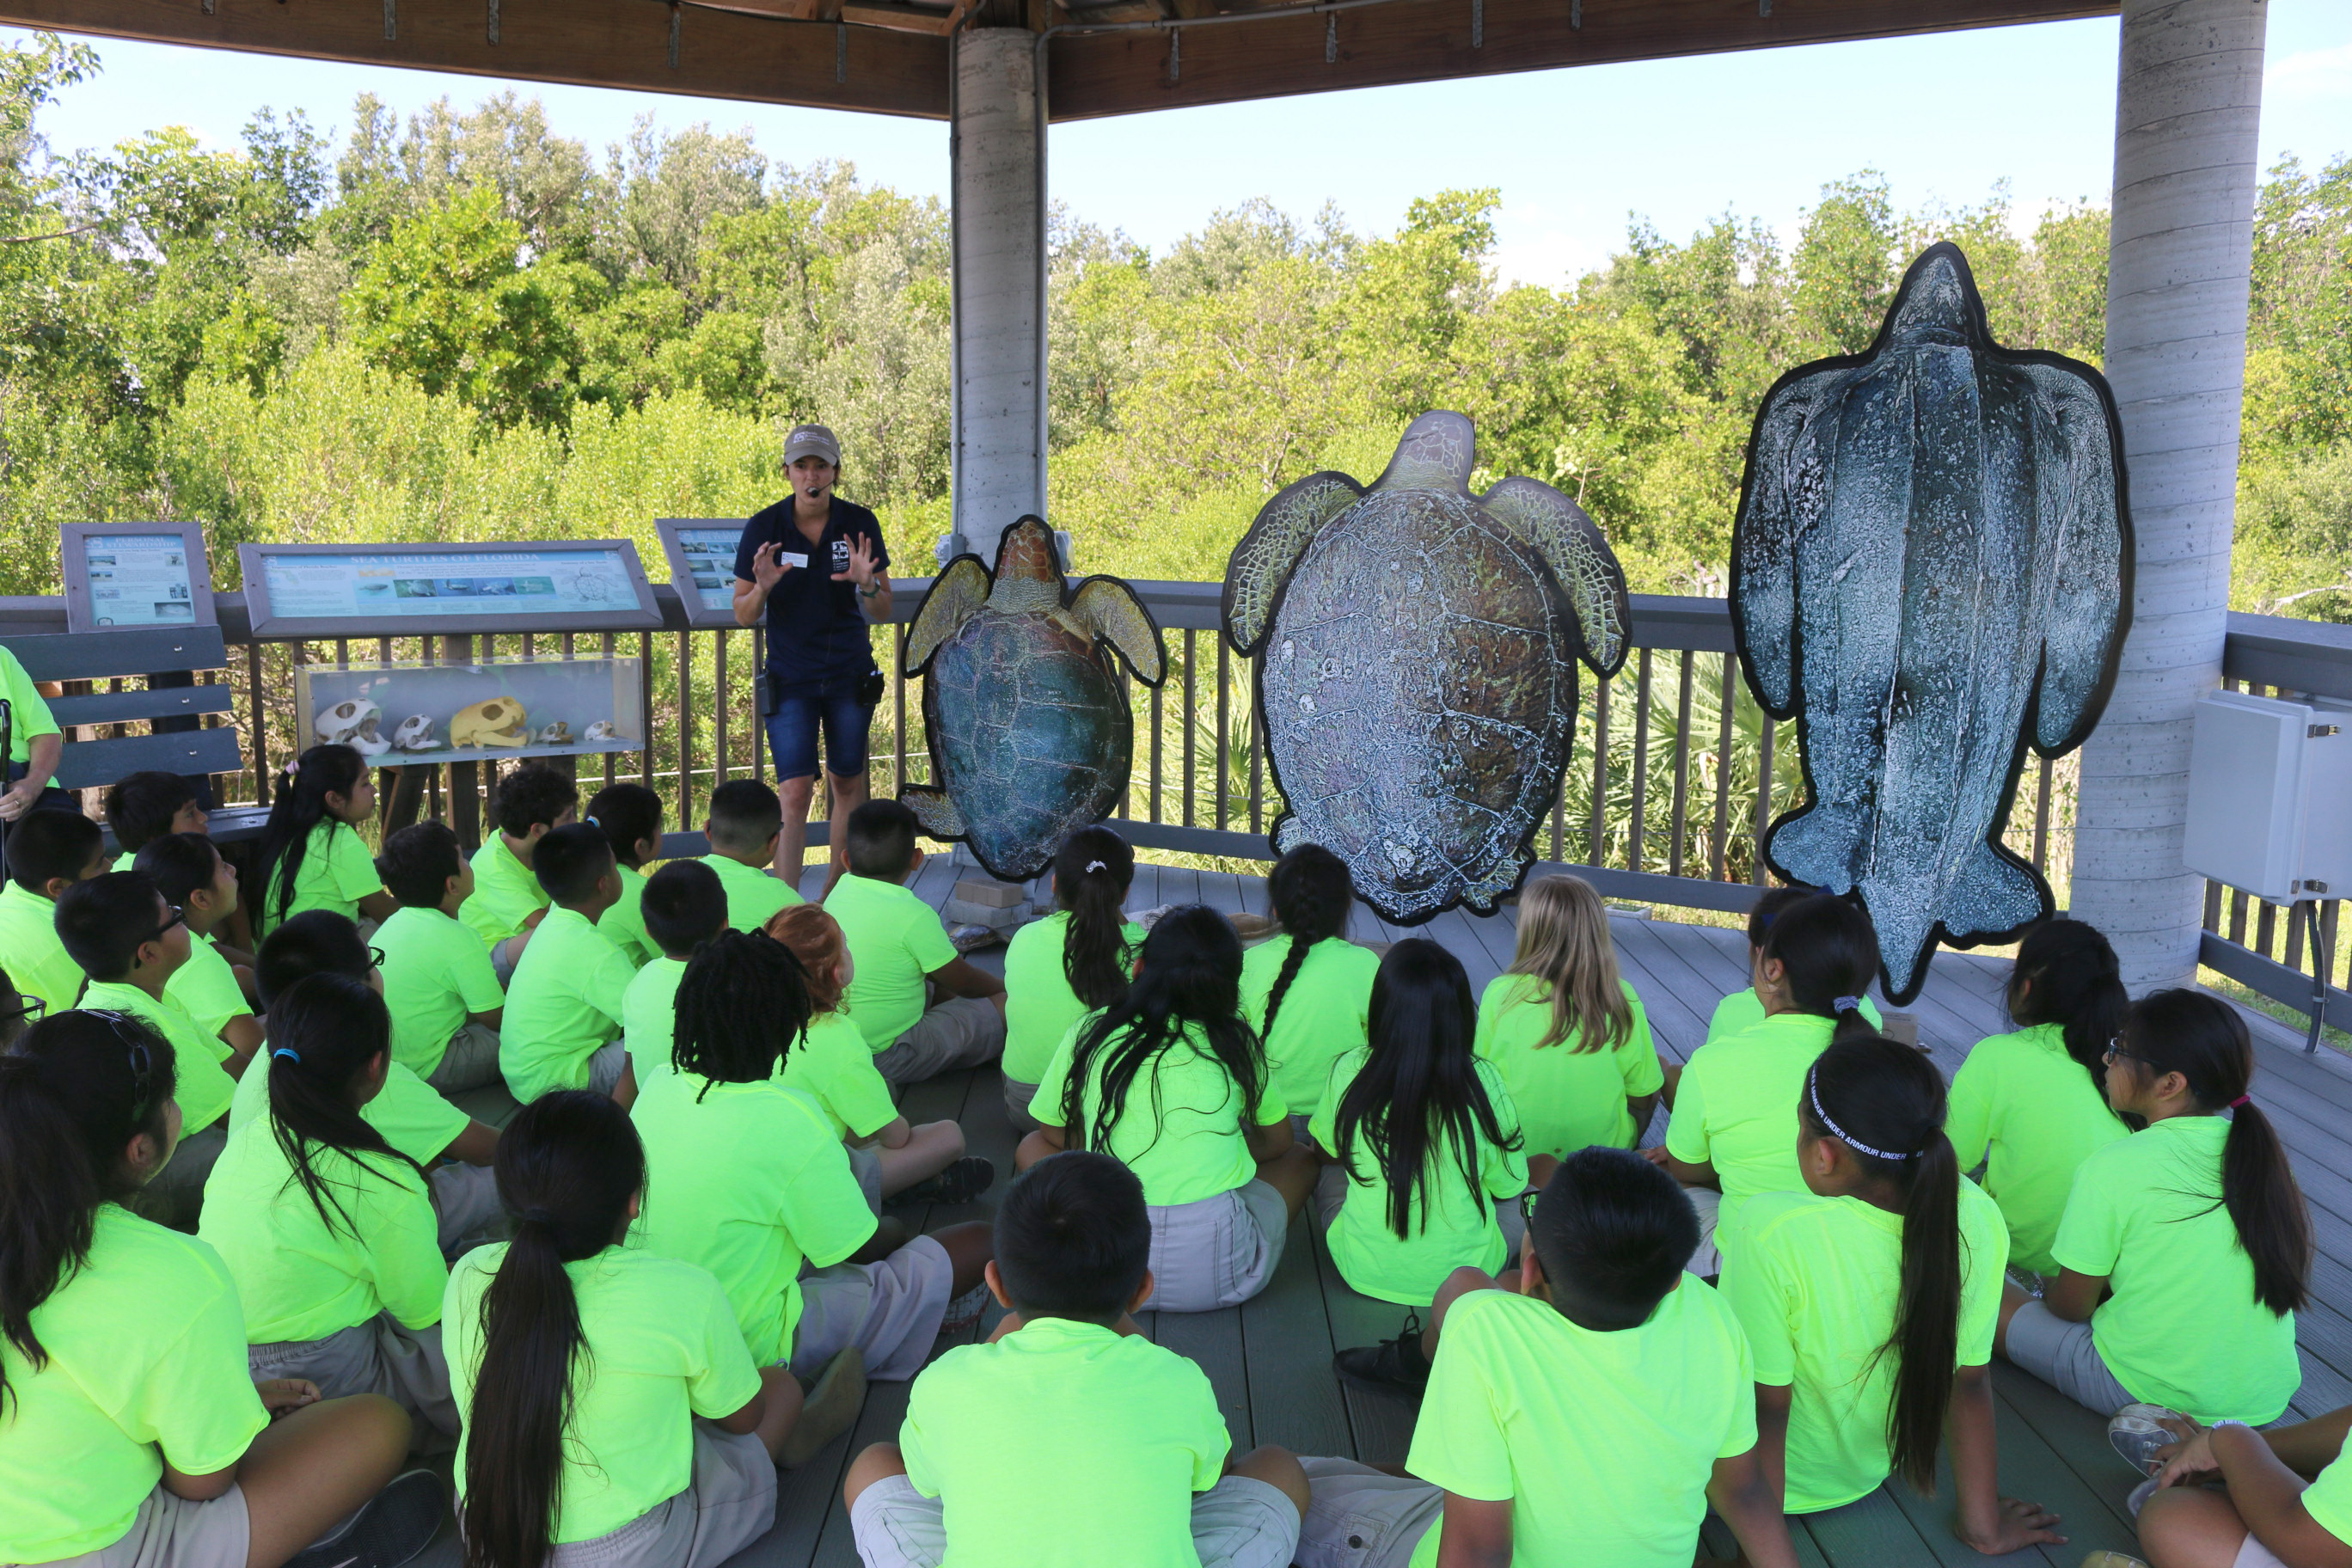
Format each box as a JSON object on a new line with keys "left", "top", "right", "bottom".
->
{"left": 638, "top": 633, "right": 655, "bottom": 793}
{"left": 677, "top": 631, "right": 694, "bottom": 826}
{"left": 1755, "top": 715, "right": 1776, "bottom": 885}
{"left": 246, "top": 641, "right": 271, "bottom": 808}
{"left": 1181, "top": 631, "right": 1197, "bottom": 829}
{"left": 1149, "top": 654, "right": 1164, "bottom": 824}
{"left": 894, "top": 625, "right": 909, "bottom": 795}
{"left": 2229, "top": 886, "right": 2250, "bottom": 946}
{"left": 1588, "top": 676, "right": 1608, "bottom": 866}
{"left": 1628, "top": 649, "right": 1652, "bottom": 873}
{"left": 601, "top": 633, "right": 617, "bottom": 789}
{"left": 714, "top": 630, "right": 729, "bottom": 787}
{"left": 1712, "top": 655, "right": 1736, "bottom": 882}
{"left": 2257, "top": 897, "right": 2277, "bottom": 961}
{"left": 1216, "top": 638, "right": 1230, "bottom": 831}
{"left": 446, "top": 635, "right": 480, "bottom": 849}
{"left": 1669, "top": 651, "right": 1694, "bottom": 879}
{"left": 1249, "top": 679, "right": 1265, "bottom": 837}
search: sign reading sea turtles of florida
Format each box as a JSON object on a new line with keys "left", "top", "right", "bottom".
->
{"left": 1222, "top": 411, "right": 1633, "bottom": 924}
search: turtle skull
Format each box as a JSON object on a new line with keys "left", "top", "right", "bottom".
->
{"left": 390, "top": 715, "right": 438, "bottom": 750}
{"left": 450, "top": 697, "right": 529, "bottom": 749}
{"left": 315, "top": 699, "right": 380, "bottom": 748}
{"left": 536, "top": 721, "right": 572, "bottom": 746}
{"left": 583, "top": 720, "right": 618, "bottom": 743}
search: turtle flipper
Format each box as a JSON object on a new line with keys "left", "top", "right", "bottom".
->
{"left": 1069, "top": 577, "right": 1167, "bottom": 686}
{"left": 902, "top": 557, "right": 994, "bottom": 676}
{"left": 1222, "top": 471, "right": 1363, "bottom": 654}
{"left": 901, "top": 785, "right": 965, "bottom": 839}
{"left": 1480, "top": 477, "right": 1634, "bottom": 678}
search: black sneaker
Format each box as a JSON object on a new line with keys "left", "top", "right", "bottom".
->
{"left": 1334, "top": 1312, "right": 1430, "bottom": 1396}
{"left": 891, "top": 1156, "right": 997, "bottom": 1207}
{"left": 286, "top": 1468, "right": 444, "bottom": 1568}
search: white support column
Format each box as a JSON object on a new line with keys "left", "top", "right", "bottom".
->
{"left": 2068, "top": 0, "right": 2268, "bottom": 993}
{"left": 947, "top": 28, "right": 1047, "bottom": 565}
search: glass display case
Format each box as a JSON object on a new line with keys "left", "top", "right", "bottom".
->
{"left": 292, "top": 657, "right": 645, "bottom": 767}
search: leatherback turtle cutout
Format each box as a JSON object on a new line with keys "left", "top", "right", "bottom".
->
{"left": 1732, "top": 241, "right": 2133, "bottom": 1006}
{"left": 1222, "top": 411, "right": 1632, "bottom": 924}
{"left": 901, "top": 516, "right": 1166, "bottom": 882}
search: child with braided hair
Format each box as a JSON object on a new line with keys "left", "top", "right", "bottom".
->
{"left": 1001, "top": 827, "right": 1144, "bottom": 1134}
{"left": 1241, "top": 843, "right": 1377, "bottom": 1121}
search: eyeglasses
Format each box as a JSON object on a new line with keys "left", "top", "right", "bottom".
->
{"left": 83, "top": 1008, "right": 155, "bottom": 1121}
{"left": 368, "top": 946, "right": 387, "bottom": 971}
{"left": 146, "top": 904, "right": 187, "bottom": 945}
{"left": 0, "top": 995, "right": 46, "bottom": 1028}
{"left": 1518, "top": 1188, "right": 1540, "bottom": 1228}
{"left": 2104, "top": 1035, "right": 2153, "bottom": 1069}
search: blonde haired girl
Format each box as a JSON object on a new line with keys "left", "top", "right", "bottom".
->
{"left": 1474, "top": 874, "right": 1662, "bottom": 1165}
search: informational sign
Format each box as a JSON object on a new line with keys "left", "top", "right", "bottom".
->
{"left": 655, "top": 518, "right": 752, "bottom": 629}
{"left": 60, "top": 522, "right": 217, "bottom": 635}
{"left": 240, "top": 542, "right": 663, "bottom": 638}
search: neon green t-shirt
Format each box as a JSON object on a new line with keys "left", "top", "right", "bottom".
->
{"left": 829, "top": 873, "right": 959, "bottom": 1050}
{"left": 2055, "top": 1113, "right": 2300, "bottom": 1423}
{"left": 1030, "top": 1020, "right": 1289, "bottom": 1209}
{"left": 0, "top": 879, "right": 85, "bottom": 1017}
{"left": 630, "top": 1072, "right": 876, "bottom": 1365}
{"left": 0, "top": 646, "right": 60, "bottom": 777}
{"left": 1474, "top": 974, "right": 1663, "bottom": 1156}
{"left": 459, "top": 836, "right": 547, "bottom": 950}
{"left": 782, "top": 1008, "right": 899, "bottom": 1142}
{"left": 1406, "top": 1283, "right": 1757, "bottom": 1568}
{"left": 228, "top": 1048, "right": 466, "bottom": 1167}
{"left": 621, "top": 955, "right": 687, "bottom": 1091}
{"left": 163, "top": 932, "right": 252, "bottom": 1045}
{"left": 261, "top": 819, "right": 382, "bottom": 934}
{"left": 901, "top": 1317, "right": 1230, "bottom": 1568}
{"left": 1705, "top": 985, "right": 1881, "bottom": 1044}
{"left": 1720, "top": 1182, "right": 2006, "bottom": 1514}
{"left": 597, "top": 862, "right": 657, "bottom": 969}
{"left": 702, "top": 853, "right": 804, "bottom": 933}
{"left": 1945, "top": 1021, "right": 2129, "bottom": 1276}
{"left": 1663, "top": 1011, "right": 1836, "bottom": 1256}
{"left": 2298, "top": 1433, "right": 2352, "bottom": 1548}
{"left": 376, "top": 903, "right": 506, "bottom": 1077}
{"left": 0, "top": 1205, "right": 268, "bottom": 1564}
{"left": 499, "top": 907, "right": 636, "bottom": 1102}
{"left": 1313, "top": 1047, "right": 1528, "bottom": 1305}
{"left": 199, "top": 1117, "right": 445, "bottom": 1344}
{"left": 1002, "top": 910, "right": 1142, "bottom": 1084}
{"left": 1240, "top": 934, "right": 1380, "bottom": 1117}
{"left": 81, "top": 978, "right": 233, "bottom": 1137}
{"left": 445, "top": 1243, "right": 761, "bottom": 1545}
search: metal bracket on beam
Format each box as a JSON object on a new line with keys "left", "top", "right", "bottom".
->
{"left": 487, "top": 0, "right": 499, "bottom": 43}
{"left": 1324, "top": 10, "right": 1336, "bottom": 62}
{"left": 1571, "top": 0, "right": 1581, "bottom": 28}
{"left": 1168, "top": 27, "right": 1179, "bottom": 82}
{"left": 836, "top": 22, "right": 847, "bottom": 81}
{"left": 1471, "top": 0, "right": 1481, "bottom": 47}
{"left": 1760, "top": 0, "right": 1771, "bottom": 14}
{"left": 669, "top": 1, "right": 683, "bottom": 67}
{"left": 383, "top": 0, "right": 396, "bottom": 40}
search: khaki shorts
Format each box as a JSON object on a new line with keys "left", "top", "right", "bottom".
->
{"left": 1142, "top": 1181, "right": 1288, "bottom": 1314}
{"left": 42, "top": 1483, "right": 249, "bottom": 1568}
{"left": 1296, "top": 1458, "right": 1442, "bottom": 1568}
{"left": 486, "top": 1422, "right": 775, "bottom": 1568}
{"left": 586, "top": 1040, "right": 630, "bottom": 1097}
{"left": 1001, "top": 1075, "right": 1041, "bottom": 1135}
{"left": 849, "top": 1473, "right": 1298, "bottom": 1568}
{"left": 2237, "top": 1533, "right": 2294, "bottom": 1568}
{"left": 131, "top": 1121, "right": 227, "bottom": 1231}
{"left": 248, "top": 1313, "right": 459, "bottom": 1440}
{"left": 871, "top": 1000, "right": 1003, "bottom": 1088}
{"left": 790, "top": 1234, "right": 954, "bottom": 1382}
{"left": 432, "top": 1161, "right": 506, "bottom": 1256}
{"left": 2002, "top": 1300, "right": 2136, "bottom": 1417}
{"left": 848, "top": 1142, "right": 884, "bottom": 1216}
{"left": 426, "top": 1021, "right": 504, "bottom": 1094}
{"left": 1685, "top": 1185, "right": 1723, "bottom": 1278}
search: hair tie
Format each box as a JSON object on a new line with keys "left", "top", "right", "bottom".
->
{"left": 2230, "top": 1094, "right": 2251, "bottom": 1109}
{"left": 517, "top": 1207, "right": 560, "bottom": 1226}
{"left": 1806, "top": 1065, "right": 1916, "bottom": 1161}
{"left": 1832, "top": 995, "right": 1863, "bottom": 1014}
{"left": 272, "top": 1047, "right": 300, "bottom": 1063}
{"left": 1086, "top": 860, "right": 1107, "bottom": 873}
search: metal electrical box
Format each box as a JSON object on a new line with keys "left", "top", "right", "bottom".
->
{"left": 2184, "top": 689, "right": 2352, "bottom": 903}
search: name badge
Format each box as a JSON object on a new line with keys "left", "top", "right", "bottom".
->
{"left": 831, "top": 538, "right": 854, "bottom": 573}
{"left": 779, "top": 551, "right": 810, "bottom": 569}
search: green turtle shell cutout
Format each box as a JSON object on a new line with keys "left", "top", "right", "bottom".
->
{"left": 1731, "top": 241, "right": 2133, "bottom": 1006}
{"left": 901, "top": 517, "right": 1166, "bottom": 882}
{"left": 1222, "top": 411, "right": 1632, "bottom": 924}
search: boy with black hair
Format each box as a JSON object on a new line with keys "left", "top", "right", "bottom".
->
{"left": 132, "top": 832, "right": 263, "bottom": 1065}
{"left": 828, "top": 799, "right": 1004, "bottom": 1087}
{"left": 700, "top": 777, "right": 804, "bottom": 931}
{"left": 499, "top": 821, "right": 637, "bottom": 1105}
{"left": 104, "top": 769, "right": 206, "bottom": 869}
{"left": 1304, "top": 1148, "right": 1798, "bottom": 1568}
{"left": 56, "top": 871, "right": 236, "bottom": 1226}
{"left": 0, "top": 806, "right": 105, "bottom": 1014}
{"left": 586, "top": 781, "right": 665, "bottom": 966}
{"left": 459, "top": 762, "right": 577, "bottom": 982}
{"left": 236, "top": 910, "right": 504, "bottom": 1253}
{"left": 622, "top": 858, "right": 727, "bottom": 1093}
{"left": 844, "top": 1150, "right": 1309, "bottom": 1568}
{"left": 375, "top": 821, "right": 506, "bottom": 1092}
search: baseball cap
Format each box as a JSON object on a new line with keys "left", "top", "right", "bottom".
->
{"left": 784, "top": 424, "right": 841, "bottom": 466}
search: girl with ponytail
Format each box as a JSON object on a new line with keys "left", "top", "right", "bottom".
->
{"left": 0, "top": 1009, "right": 426, "bottom": 1568}
{"left": 1662, "top": 892, "right": 1881, "bottom": 1276}
{"left": 1946, "top": 918, "right": 2131, "bottom": 1277}
{"left": 199, "top": 971, "right": 458, "bottom": 1440}
{"left": 253, "top": 744, "right": 397, "bottom": 936}
{"left": 1242, "top": 843, "right": 1379, "bottom": 1119}
{"left": 1000, "top": 828, "right": 1143, "bottom": 1132}
{"left": 449, "top": 1090, "right": 797, "bottom": 1568}
{"left": 1998, "top": 989, "right": 2308, "bottom": 1427}
{"left": 1719, "top": 1036, "right": 2061, "bottom": 1553}
{"left": 1019, "top": 904, "right": 1320, "bottom": 1311}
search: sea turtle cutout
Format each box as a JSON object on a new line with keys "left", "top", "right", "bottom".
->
{"left": 1222, "top": 411, "right": 1632, "bottom": 924}
{"left": 1731, "top": 241, "right": 2133, "bottom": 1006}
{"left": 901, "top": 517, "right": 1167, "bottom": 882}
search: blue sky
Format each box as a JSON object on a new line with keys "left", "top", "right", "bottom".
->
{"left": 9, "top": 2, "right": 2349, "bottom": 285}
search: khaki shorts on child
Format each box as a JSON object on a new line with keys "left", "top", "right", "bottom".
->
{"left": 248, "top": 1313, "right": 459, "bottom": 1441}
{"left": 585, "top": 1040, "right": 630, "bottom": 1097}
{"left": 848, "top": 1143, "right": 884, "bottom": 1216}
{"left": 1001, "top": 1075, "right": 1041, "bottom": 1135}
{"left": 2236, "top": 1535, "right": 2294, "bottom": 1568}
{"left": 482, "top": 1422, "right": 775, "bottom": 1568}
{"left": 789, "top": 1234, "right": 954, "bottom": 1382}
{"left": 1142, "top": 1180, "right": 1288, "bottom": 1314}
{"left": 871, "top": 1000, "right": 1004, "bottom": 1088}
{"left": 2001, "top": 1299, "right": 2136, "bottom": 1417}
{"left": 848, "top": 1473, "right": 1299, "bottom": 1568}
{"left": 44, "top": 1483, "right": 249, "bottom": 1568}
{"left": 427, "top": 1021, "right": 504, "bottom": 1094}
{"left": 1295, "top": 1458, "right": 1442, "bottom": 1568}
{"left": 432, "top": 1161, "right": 506, "bottom": 1256}
{"left": 1685, "top": 1186, "right": 1723, "bottom": 1278}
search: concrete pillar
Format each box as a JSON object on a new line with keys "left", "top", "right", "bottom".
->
{"left": 947, "top": 28, "right": 1047, "bottom": 564}
{"left": 2068, "top": 0, "right": 2267, "bottom": 993}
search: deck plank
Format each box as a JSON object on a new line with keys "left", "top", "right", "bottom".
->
{"left": 1155, "top": 1306, "right": 1254, "bottom": 1449}
{"left": 1240, "top": 1221, "right": 1357, "bottom": 1461}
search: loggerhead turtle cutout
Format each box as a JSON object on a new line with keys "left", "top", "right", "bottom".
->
{"left": 902, "top": 518, "right": 1166, "bottom": 882}
{"left": 1732, "top": 241, "right": 2132, "bottom": 1005}
{"left": 1223, "top": 411, "right": 1632, "bottom": 924}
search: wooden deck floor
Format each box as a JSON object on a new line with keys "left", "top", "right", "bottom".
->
{"left": 426, "top": 852, "right": 2352, "bottom": 1568}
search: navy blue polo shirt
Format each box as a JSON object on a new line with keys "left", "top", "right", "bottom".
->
{"left": 734, "top": 494, "right": 889, "bottom": 694}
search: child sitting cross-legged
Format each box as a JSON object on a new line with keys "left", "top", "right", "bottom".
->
{"left": 0, "top": 806, "right": 108, "bottom": 1016}
{"left": 1296, "top": 1148, "right": 1800, "bottom": 1568}
{"left": 586, "top": 781, "right": 665, "bottom": 967}
{"left": 1241, "top": 842, "right": 1378, "bottom": 1124}
{"left": 372, "top": 821, "right": 506, "bottom": 1093}
{"left": 252, "top": 744, "right": 397, "bottom": 938}
{"left": 622, "top": 858, "right": 726, "bottom": 1094}
{"left": 1017, "top": 904, "right": 1318, "bottom": 1312}
{"left": 499, "top": 823, "right": 640, "bottom": 1105}
{"left": 700, "top": 778, "right": 805, "bottom": 930}
{"left": 768, "top": 902, "right": 993, "bottom": 1210}
{"left": 460, "top": 762, "right": 577, "bottom": 983}
{"left": 999, "top": 826, "right": 1142, "bottom": 1134}
{"left": 1705, "top": 884, "right": 1883, "bottom": 1044}
{"left": 2124, "top": 1402, "right": 2352, "bottom": 1568}
{"left": 103, "top": 769, "right": 210, "bottom": 870}
{"left": 844, "top": 1150, "right": 1310, "bottom": 1568}
{"left": 630, "top": 930, "right": 994, "bottom": 1416}
{"left": 130, "top": 832, "right": 265, "bottom": 1073}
